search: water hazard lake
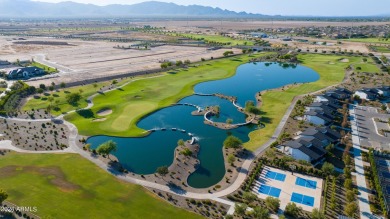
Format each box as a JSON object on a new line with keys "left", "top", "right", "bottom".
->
{"left": 87, "top": 62, "right": 319, "bottom": 188}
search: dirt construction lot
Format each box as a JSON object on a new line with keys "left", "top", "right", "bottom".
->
{"left": 0, "top": 36, "right": 240, "bottom": 86}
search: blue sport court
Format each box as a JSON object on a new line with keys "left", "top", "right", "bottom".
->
{"left": 295, "top": 177, "right": 317, "bottom": 189}
{"left": 382, "top": 172, "right": 390, "bottom": 179}
{"left": 258, "top": 184, "right": 281, "bottom": 198}
{"left": 291, "top": 192, "right": 315, "bottom": 207}
{"left": 378, "top": 160, "right": 390, "bottom": 167}
{"left": 265, "top": 170, "right": 286, "bottom": 182}
{"left": 386, "top": 186, "right": 390, "bottom": 194}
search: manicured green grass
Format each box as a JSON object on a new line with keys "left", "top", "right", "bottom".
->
{"left": 354, "top": 57, "right": 381, "bottom": 73}
{"left": 31, "top": 61, "right": 58, "bottom": 74}
{"left": 371, "top": 46, "right": 390, "bottom": 53}
{"left": 23, "top": 76, "right": 143, "bottom": 115}
{"left": 64, "top": 53, "right": 272, "bottom": 137}
{"left": 0, "top": 153, "right": 202, "bottom": 219}
{"left": 243, "top": 54, "right": 380, "bottom": 151}
{"left": 178, "top": 33, "right": 253, "bottom": 46}
{"left": 23, "top": 81, "right": 114, "bottom": 115}
{"left": 342, "top": 38, "right": 390, "bottom": 44}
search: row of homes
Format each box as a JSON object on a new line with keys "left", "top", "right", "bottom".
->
{"left": 354, "top": 86, "right": 390, "bottom": 100}
{"left": 250, "top": 24, "right": 389, "bottom": 39}
{"left": 304, "top": 88, "right": 352, "bottom": 125}
{"left": 280, "top": 88, "right": 351, "bottom": 164}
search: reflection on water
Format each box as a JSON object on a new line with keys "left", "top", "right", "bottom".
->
{"left": 87, "top": 62, "right": 319, "bottom": 188}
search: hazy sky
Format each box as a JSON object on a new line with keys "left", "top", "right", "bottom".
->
{"left": 32, "top": 0, "right": 390, "bottom": 16}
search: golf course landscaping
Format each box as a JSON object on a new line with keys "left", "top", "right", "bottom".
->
{"left": 342, "top": 37, "right": 390, "bottom": 44}
{"left": 243, "top": 54, "right": 380, "bottom": 150}
{"left": 0, "top": 152, "right": 202, "bottom": 219}
{"left": 23, "top": 53, "right": 379, "bottom": 151}
{"left": 62, "top": 53, "right": 272, "bottom": 137}
{"left": 9, "top": 51, "right": 382, "bottom": 217}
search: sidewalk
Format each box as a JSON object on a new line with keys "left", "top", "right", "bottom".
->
{"left": 349, "top": 104, "right": 380, "bottom": 219}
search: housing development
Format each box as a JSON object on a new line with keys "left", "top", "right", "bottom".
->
{"left": 0, "top": 0, "right": 389, "bottom": 219}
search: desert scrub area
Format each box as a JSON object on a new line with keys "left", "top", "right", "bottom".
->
{"left": 0, "top": 118, "right": 69, "bottom": 151}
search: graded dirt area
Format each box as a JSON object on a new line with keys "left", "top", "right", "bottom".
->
{"left": 0, "top": 36, "right": 240, "bottom": 87}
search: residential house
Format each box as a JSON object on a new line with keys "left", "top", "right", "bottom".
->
{"left": 304, "top": 109, "right": 334, "bottom": 126}
{"left": 327, "top": 88, "right": 352, "bottom": 100}
{"left": 300, "top": 127, "right": 339, "bottom": 147}
{"left": 283, "top": 138, "right": 326, "bottom": 164}
{"left": 305, "top": 102, "right": 339, "bottom": 112}
{"left": 314, "top": 93, "right": 339, "bottom": 104}
{"left": 354, "top": 88, "right": 379, "bottom": 100}
{"left": 250, "top": 32, "right": 268, "bottom": 38}
{"left": 376, "top": 86, "right": 390, "bottom": 97}
{"left": 0, "top": 60, "right": 10, "bottom": 65}
{"left": 316, "top": 127, "right": 341, "bottom": 142}
{"left": 6, "top": 67, "right": 45, "bottom": 79}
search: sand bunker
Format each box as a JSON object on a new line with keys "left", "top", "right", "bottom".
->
{"left": 340, "top": 58, "right": 349, "bottom": 63}
{"left": 96, "top": 108, "right": 112, "bottom": 116}
{"left": 93, "top": 118, "right": 107, "bottom": 122}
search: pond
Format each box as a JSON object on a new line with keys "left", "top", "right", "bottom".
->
{"left": 87, "top": 62, "right": 319, "bottom": 188}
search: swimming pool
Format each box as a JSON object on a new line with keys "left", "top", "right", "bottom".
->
{"left": 265, "top": 170, "right": 286, "bottom": 182}
{"left": 291, "top": 192, "right": 315, "bottom": 207}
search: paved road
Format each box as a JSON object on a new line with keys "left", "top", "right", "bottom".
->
{"left": 350, "top": 104, "right": 383, "bottom": 219}
{"left": 34, "top": 54, "right": 73, "bottom": 73}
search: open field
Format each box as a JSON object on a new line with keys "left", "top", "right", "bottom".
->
{"left": 354, "top": 57, "right": 381, "bottom": 73}
{"left": 0, "top": 36, "right": 240, "bottom": 87}
{"left": 371, "top": 45, "right": 390, "bottom": 53}
{"left": 63, "top": 53, "right": 272, "bottom": 137}
{"left": 244, "top": 54, "right": 380, "bottom": 151}
{"left": 23, "top": 80, "right": 116, "bottom": 114}
{"left": 342, "top": 38, "right": 390, "bottom": 44}
{"left": 176, "top": 33, "right": 253, "bottom": 46}
{"left": 31, "top": 61, "right": 58, "bottom": 73}
{"left": 23, "top": 73, "right": 164, "bottom": 115}
{"left": 0, "top": 152, "right": 202, "bottom": 219}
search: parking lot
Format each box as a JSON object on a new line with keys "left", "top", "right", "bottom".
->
{"left": 252, "top": 166, "right": 323, "bottom": 212}
{"left": 353, "top": 105, "right": 390, "bottom": 150}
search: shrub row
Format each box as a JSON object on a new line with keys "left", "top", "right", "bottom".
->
{"left": 368, "top": 150, "right": 387, "bottom": 217}
{"left": 0, "top": 81, "right": 35, "bottom": 114}
{"left": 244, "top": 161, "right": 263, "bottom": 192}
